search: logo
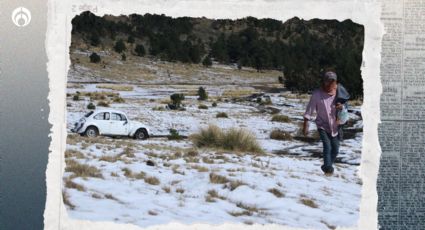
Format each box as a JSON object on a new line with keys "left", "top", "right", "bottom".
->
{"left": 12, "top": 7, "right": 31, "bottom": 27}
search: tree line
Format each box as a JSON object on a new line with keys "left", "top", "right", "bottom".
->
{"left": 72, "top": 12, "right": 364, "bottom": 99}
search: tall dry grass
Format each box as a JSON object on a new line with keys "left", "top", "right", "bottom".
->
{"left": 190, "top": 125, "right": 263, "bottom": 153}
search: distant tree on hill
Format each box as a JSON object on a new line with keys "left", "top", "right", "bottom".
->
{"left": 127, "top": 35, "right": 135, "bottom": 43}
{"left": 134, "top": 44, "right": 146, "bottom": 56}
{"left": 114, "top": 39, "right": 126, "bottom": 53}
{"left": 202, "top": 55, "right": 212, "bottom": 67}
{"left": 90, "top": 33, "right": 100, "bottom": 46}
{"left": 89, "top": 52, "right": 101, "bottom": 63}
{"left": 198, "top": 87, "right": 208, "bottom": 101}
{"left": 170, "top": 93, "right": 185, "bottom": 108}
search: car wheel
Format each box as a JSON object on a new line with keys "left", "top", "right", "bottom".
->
{"left": 85, "top": 126, "right": 98, "bottom": 138}
{"left": 134, "top": 129, "right": 148, "bottom": 140}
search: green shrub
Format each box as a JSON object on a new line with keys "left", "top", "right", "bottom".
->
{"left": 72, "top": 95, "right": 79, "bottom": 101}
{"left": 212, "top": 102, "right": 217, "bottom": 107}
{"left": 87, "top": 102, "right": 96, "bottom": 110}
{"left": 89, "top": 52, "right": 101, "bottom": 63}
{"left": 170, "top": 93, "right": 185, "bottom": 108}
{"left": 168, "top": 129, "right": 183, "bottom": 140}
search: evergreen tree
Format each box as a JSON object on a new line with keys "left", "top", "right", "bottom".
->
{"left": 202, "top": 55, "right": 212, "bottom": 67}
{"left": 114, "top": 39, "right": 126, "bottom": 53}
{"left": 134, "top": 44, "right": 146, "bottom": 56}
{"left": 127, "top": 35, "right": 135, "bottom": 43}
{"left": 197, "top": 87, "right": 208, "bottom": 100}
{"left": 90, "top": 33, "right": 101, "bottom": 46}
{"left": 89, "top": 52, "right": 101, "bottom": 63}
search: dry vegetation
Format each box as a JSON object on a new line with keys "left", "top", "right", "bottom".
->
{"left": 190, "top": 125, "right": 263, "bottom": 153}
{"left": 270, "top": 129, "right": 293, "bottom": 141}
{"left": 271, "top": 114, "right": 291, "bottom": 123}
{"left": 65, "top": 159, "right": 103, "bottom": 178}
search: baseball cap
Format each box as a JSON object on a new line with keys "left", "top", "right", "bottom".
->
{"left": 323, "top": 71, "right": 337, "bottom": 81}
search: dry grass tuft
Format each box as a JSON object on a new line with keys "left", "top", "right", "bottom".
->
{"left": 222, "top": 89, "right": 255, "bottom": 98}
{"left": 64, "top": 179, "right": 86, "bottom": 191}
{"left": 270, "top": 129, "right": 293, "bottom": 141}
{"left": 162, "top": 186, "right": 171, "bottom": 193}
{"left": 191, "top": 164, "right": 209, "bottom": 172}
{"left": 122, "top": 168, "right": 146, "bottom": 179}
{"left": 216, "top": 112, "right": 229, "bottom": 118}
{"left": 171, "top": 165, "right": 185, "bottom": 175}
{"left": 198, "top": 104, "right": 208, "bottom": 109}
{"left": 91, "top": 193, "right": 102, "bottom": 199}
{"left": 236, "top": 202, "right": 260, "bottom": 212}
{"left": 65, "top": 159, "right": 103, "bottom": 178}
{"left": 227, "top": 180, "right": 247, "bottom": 191}
{"left": 228, "top": 210, "right": 252, "bottom": 217}
{"left": 62, "top": 190, "right": 75, "bottom": 209}
{"left": 190, "top": 125, "right": 263, "bottom": 153}
{"left": 96, "top": 84, "right": 134, "bottom": 91}
{"left": 120, "top": 147, "right": 135, "bottom": 158}
{"left": 144, "top": 176, "right": 161, "bottom": 185}
{"left": 65, "top": 149, "right": 85, "bottom": 159}
{"left": 97, "top": 101, "right": 110, "bottom": 107}
{"left": 202, "top": 157, "right": 214, "bottom": 164}
{"left": 105, "top": 194, "right": 119, "bottom": 201}
{"left": 205, "top": 189, "right": 226, "bottom": 202}
{"left": 271, "top": 114, "right": 291, "bottom": 123}
{"left": 148, "top": 210, "right": 158, "bottom": 216}
{"left": 300, "top": 197, "right": 319, "bottom": 208}
{"left": 112, "top": 96, "right": 125, "bottom": 103}
{"left": 99, "top": 154, "right": 121, "bottom": 162}
{"left": 209, "top": 173, "right": 230, "bottom": 184}
{"left": 268, "top": 188, "right": 285, "bottom": 198}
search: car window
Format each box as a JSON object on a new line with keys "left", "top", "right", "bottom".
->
{"left": 94, "top": 112, "right": 110, "bottom": 120}
{"left": 111, "top": 113, "right": 126, "bottom": 121}
{"left": 84, "top": 111, "right": 94, "bottom": 118}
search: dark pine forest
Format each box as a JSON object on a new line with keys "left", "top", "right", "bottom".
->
{"left": 71, "top": 12, "right": 364, "bottom": 99}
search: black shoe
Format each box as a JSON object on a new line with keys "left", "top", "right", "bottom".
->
{"left": 321, "top": 165, "right": 334, "bottom": 175}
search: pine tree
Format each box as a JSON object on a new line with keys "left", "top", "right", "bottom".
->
{"left": 89, "top": 52, "right": 101, "bottom": 63}
{"left": 202, "top": 55, "right": 212, "bottom": 67}
{"left": 197, "top": 87, "right": 208, "bottom": 101}
{"left": 114, "top": 39, "right": 126, "bottom": 53}
{"left": 134, "top": 44, "right": 146, "bottom": 56}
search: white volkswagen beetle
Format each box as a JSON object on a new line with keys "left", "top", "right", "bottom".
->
{"left": 71, "top": 109, "right": 150, "bottom": 139}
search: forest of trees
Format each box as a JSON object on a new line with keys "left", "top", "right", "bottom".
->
{"left": 71, "top": 12, "right": 364, "bottom": 99}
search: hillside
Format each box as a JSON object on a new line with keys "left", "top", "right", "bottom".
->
{"left": 70, "top": 12, "right": 364, "bottom": 98}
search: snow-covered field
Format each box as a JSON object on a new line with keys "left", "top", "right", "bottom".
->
{"left": 64, "top": 59, "right": 363, "bottom": 229}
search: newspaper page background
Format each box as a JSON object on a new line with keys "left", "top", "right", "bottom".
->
{"left": 377, "top": 0, "right": 425, "bottom": 229}
{"left": 44, "top": 0, "right": 384, "bottom": 229}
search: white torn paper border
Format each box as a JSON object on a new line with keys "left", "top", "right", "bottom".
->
{"left": 44, "top": 0, "right": 384, "bottom": 229}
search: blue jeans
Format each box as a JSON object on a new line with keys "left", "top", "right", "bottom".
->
{"left": 318, "top": 129, "right": 340, "bottom": 173}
